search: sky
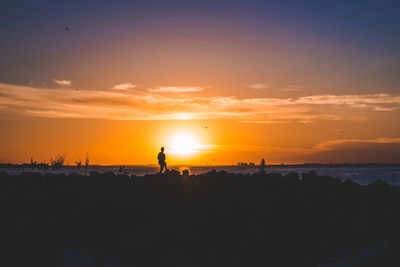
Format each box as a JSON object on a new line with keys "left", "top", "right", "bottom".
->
{"left": 1, "top": 0, "right": 400, "bottom": 165}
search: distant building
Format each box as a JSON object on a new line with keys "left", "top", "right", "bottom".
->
{"left": 238, "top": 162, "right": 256, "bottom": 167}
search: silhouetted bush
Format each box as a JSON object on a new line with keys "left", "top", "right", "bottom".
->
{"left": 50, "top": 153, "right": 66, "bottom": 169}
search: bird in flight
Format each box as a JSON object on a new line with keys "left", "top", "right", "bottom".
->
{"left": 65, "top": 26, "right": 69, "bottom": 31}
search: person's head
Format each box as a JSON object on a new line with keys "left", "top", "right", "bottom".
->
{"left": 161, "top": 147, "right": 164, "bottom": 152}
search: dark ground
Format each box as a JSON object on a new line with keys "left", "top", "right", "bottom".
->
{"left": 1, "top": 170, "right": 400, "bottom": 266}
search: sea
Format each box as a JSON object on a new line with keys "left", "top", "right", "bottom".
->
{"left": 3, "top": 165, "right": 400, "bottom": 187}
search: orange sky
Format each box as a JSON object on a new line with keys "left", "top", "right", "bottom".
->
{"left": 1, "top": 82, "right": 400, "bottom": 165}
{"left": 1, "top": 1, "right": 400, "bottom": 165}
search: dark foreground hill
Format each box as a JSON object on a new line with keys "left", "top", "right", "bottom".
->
{"left": 1, "top": 170, "right": 400, "bottom": 267}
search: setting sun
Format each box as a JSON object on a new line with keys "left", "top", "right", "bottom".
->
{"left": 167, "top": 131, "right": 202, "bottom": 156}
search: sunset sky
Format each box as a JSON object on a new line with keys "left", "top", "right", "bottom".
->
{"left": 1, "top": 0, "right": 400, "bottom": 165}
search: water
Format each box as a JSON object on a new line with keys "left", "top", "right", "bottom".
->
{"left": 2, "top": 165, "right": 400, "bottom": 186}
{"left": 191, "top": 165, "right": 400, "bottom": 186}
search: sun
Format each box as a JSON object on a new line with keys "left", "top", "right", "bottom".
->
{"left": 167, "top": 131, "right": 201, "bottom": 156}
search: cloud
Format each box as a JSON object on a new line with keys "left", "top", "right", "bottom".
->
{"left": 241, "top": 120, "right": 292, "bottom": 124}
{"left": 300, "top": 138, "right": 400, "bottom": 164}
{"left": 296, "top": 94, "right": 400, "bottom": 105}
{"left": 218, "top": 138, "right": 400, "bottom": 164}
{"left": 314, "top": 137, "right": 400, "bottom": 151}
{"left": 111, "top": 83, "right": 136, "bottom": 90}
{"left": 54, "top": 79, "right": 71, "bottom": 86}
{"left": 247, "top": 84, "right": 310, "bottom": 91}
{"left": 0, "top": 82, "right": 399, "bottom": 122}
{"left": 294, "top": 94, "right": 400, "bottom": 113}
{"left": 148, "top": 87, "right": 203, "bottom": 93}
{"left": 282, "top": 85, "right": 311, "bottom": 91}
{"left": 247, "top": 83, "right": 269, "bottom": 90}
{"left": 374, "top": 106, "right": 398, "bottom": 111}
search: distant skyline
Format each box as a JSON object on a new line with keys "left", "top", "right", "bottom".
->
{"left": 1, "top": 0, "right": 400, "bottom": 165}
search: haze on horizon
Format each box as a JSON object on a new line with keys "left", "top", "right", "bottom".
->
{"left": 1, "top": 0, "right": 400, "bottom": 165}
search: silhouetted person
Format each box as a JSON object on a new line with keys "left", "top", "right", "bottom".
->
{"left": 259, "top": 158, "right": 266, "bottom": 175}
{"left": 158, "top": 147, "right": 167, "bottom": 174}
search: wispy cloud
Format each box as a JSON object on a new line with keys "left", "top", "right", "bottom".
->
{"left": 218, "top": 138, "right": 400, "bottom": 164}
{"left": 247, "top": 83, "right": 269, "bottom": 90}
{"left": 148, "top": 86, "right": 203, "bottom": 93}
{"left": 294, "top": 93, "right": 400, "bottom": 113}
{"left": 296, "top": 94, "right": 400, "bottom": 105}
{"left": 0, "top": 83, "right": 399, "bottom": 122}
{"left": 374, "top": 106, "right": 398, "bottom": 111}
{"left": 241, "top": 120, "right": 292, "bottom": 124}
{"left": 282, "top": 85, "right": 311, "bottom": 91}
{"left": 54, "top": 79, "right": 71, "bottom": 86}
{"left": 294, "top": 137, "right": 400, "bottom": 163}
{"left": 314, "top": 137, "right": 400, "bottom": 151}
{"left": 111, "top": 83, "right": 136, "bottom": 90}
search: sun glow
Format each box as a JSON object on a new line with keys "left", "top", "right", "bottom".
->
{"left": 167, "top": 131, "right": 202, "bottom": 156}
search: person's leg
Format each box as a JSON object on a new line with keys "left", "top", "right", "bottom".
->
{"left": 159, "top": 164, "right": 163, "bottom": 174}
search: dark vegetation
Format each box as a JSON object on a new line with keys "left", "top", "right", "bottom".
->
{"left": 0, "top": 153, "right": 90, "bottom": 171}
{"left": 1, "top": 170, "right": 400, "bottom": 266}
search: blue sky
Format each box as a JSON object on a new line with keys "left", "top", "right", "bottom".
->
{"left": 1, "top": 0, "right": 399, "bottom": 90}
